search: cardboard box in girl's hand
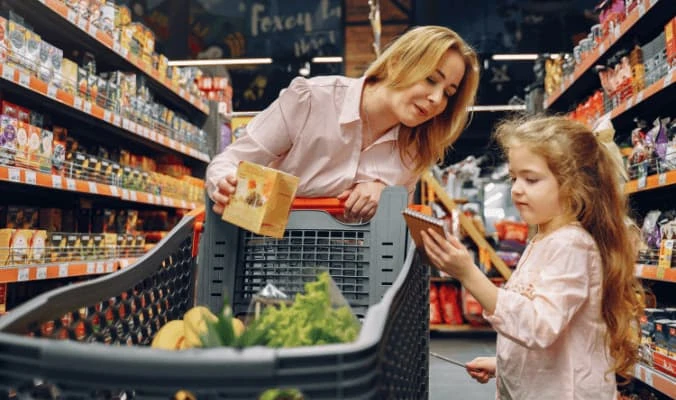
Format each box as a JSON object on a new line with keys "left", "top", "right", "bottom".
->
{"left": 221, "top": 161, "right": 299, "bottom": 239}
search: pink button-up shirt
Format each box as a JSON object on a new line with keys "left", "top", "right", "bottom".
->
{"left": 484, "top": 224, "right": 618, "bottom": 400}
{"left": 206, "top": 76, "right": 419, "bottom": 200}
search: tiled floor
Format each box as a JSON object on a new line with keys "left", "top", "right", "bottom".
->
{"left": 429, "top": 333, "right": 497, "bottom": 400}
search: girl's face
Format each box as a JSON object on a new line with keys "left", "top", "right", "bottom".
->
{"left": 389, "top": 49, "right": 465, "bottom": 127}
{"left": 508, "top": 145, "right": 570, "bottom": 235}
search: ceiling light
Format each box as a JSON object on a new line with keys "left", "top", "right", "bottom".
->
{"left": 468, "top": 105, "right": 527, "bottom": 112}
{"left": 491, "top": 54, "right": 539, "bottom": 61}
{"left": 167, "top": 58, "right": 273, "bottom": 67}
{"left": 311, "top": 56, "right": 343, "bottom": 63}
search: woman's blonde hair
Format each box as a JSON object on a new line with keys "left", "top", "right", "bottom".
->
{"left": 495, "top": 115, "right": 644, "bottom": 380}
{"left": 364, "top": 25, "right": 480, "bottom": 175}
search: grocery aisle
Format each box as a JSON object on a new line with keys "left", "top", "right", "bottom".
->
{"left": 429, "top": 335, "right": 497, "bottom": 400}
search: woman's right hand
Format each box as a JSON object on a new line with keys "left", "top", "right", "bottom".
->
{"left": 465, "top": 357, "right": 496, "bottom": 384}
{"left": 211, "top": 175, "right": 238, "bottom": 215}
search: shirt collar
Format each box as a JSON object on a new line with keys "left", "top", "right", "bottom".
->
{"left": 338, "top": 76, "right": 367, "bottom": 125}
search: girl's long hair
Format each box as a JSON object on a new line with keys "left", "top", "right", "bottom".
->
{"left": 364, "top": 25, "right": 480, "bottom": 175}
{"left": 495, "top": 115, "right": 644, "bottom": 380}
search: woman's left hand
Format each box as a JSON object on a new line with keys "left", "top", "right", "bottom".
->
{"left": 421, "top": 228, "right": 476, "bottom": 281}
{"left": 337, "top": 181, "right": 387, "bottom": 222}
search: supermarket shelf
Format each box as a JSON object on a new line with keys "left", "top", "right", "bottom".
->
{"left": 0, "top": 65, "right": 209, "bottom": 164}
{"left": 8, "top": 0, "right": 210, "bottom": 120}
{"left": 0, "top": 166, "right": 199, "bottom": 210}
{"left": 634, "top": 363, "right": 676, "bottom": 399}
{"left": 544, "top": 0, "right": 673, "bottom": 110}
{"left": 624, "top": 170, "right": 676, "bottom": 194}
{"left": 609, "top": 68, "right": 675, "bottom": 122}
{"left": 430, "top": 324, "right": 494, "bottom": 333}
{"left": 430, "top": 276, "right": 457, "bottom": 283}
{"left": 0, "top": 258, "right": 136, "bottom": 284}
{"left": 635, "top": 264, "right": 676, "bottom": 283}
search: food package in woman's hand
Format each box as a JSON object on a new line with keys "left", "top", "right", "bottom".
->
{"left": 221, "top": 161, "right": 300, "bottom": 238}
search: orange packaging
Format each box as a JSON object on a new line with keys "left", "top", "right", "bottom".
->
{"left": 221, "top": 161, "right": 300, "bottom": 238}
{"left": 666, "top": 17, "right": 676, "bottom": 67}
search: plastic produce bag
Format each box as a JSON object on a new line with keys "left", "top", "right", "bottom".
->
{"left": 239, "top": 271, "right": 361, "bottom": 348}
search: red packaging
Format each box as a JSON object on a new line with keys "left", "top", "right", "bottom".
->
{"left": 430, "top": 283, "right": 442, "bottom": 324}
{"left": 439, "top": 283, "right": 464, "bottom": 325}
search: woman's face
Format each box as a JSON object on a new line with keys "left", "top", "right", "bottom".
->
{"left": 389, "top": 49, "right": 465, "bottom": 127}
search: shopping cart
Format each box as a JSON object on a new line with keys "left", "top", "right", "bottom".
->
{"left": 0, "top": 186, "right": 430, "bottom": 399}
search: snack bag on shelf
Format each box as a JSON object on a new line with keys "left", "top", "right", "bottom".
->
{"left": 429, "top": 283, "right": 443, "bottom": 324}
{"left": 439, "top": 283, "right": 464, "bottom": 325}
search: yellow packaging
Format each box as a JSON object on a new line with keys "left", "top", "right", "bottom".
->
{"left": 0, "top": 229, "right": 13, "bottom": 266}
{"left": 221, "top": 161, "right": 299, "bottom": 238}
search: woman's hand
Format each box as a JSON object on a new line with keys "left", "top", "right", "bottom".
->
{"left": 337, "top": 181, "right": 386, "bottom": 222}
{"left": 211, "top": 175, "right": 237, "bottom": 215}
{"left": 420, "top": 228, "right": 476, "bottom": 281}
{"left": 465, "top": 357, "right": 496, "bottom": 384}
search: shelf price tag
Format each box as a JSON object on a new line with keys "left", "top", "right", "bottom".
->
{"left": 110, "top": 185, "right": 119, "bottom": 196}
{"left": 88, "top": 182, "right": 98, "bottom": 194}
{"left": 18, "top": 72, "right": 30, "bottom": 88}
{"left": 77, "top": 17, "right": 87, "bottom": 30}
{"left": 113, "top": 41, "right": 121, "bottom": 53}
{"left": 113, "top": 115, "right": 121, "bottom": 126}
{"left": 8, "top": 168, "right": 21, "bottom": 183}
{"left": 67, "top": 9, "right": 77, "bottom": 23}
{"left": 47, "top": 84, "right": 58, "bottom": 99}
{"left": 121, "top": 189, "right": 129, "bottom": 200}
{"left": 86, "top": 262, "right": 95, "bottom": 274}
{"left": 106, "top": 262, "right": 114, "bottom": 273}
{"left": 96, "top": 262, "right": 105, "bottom": 274}
{"left": 120, "top": 47, "right": 129, "bottom": 58}
{"left": 664, "top": 69, "right": 673, "bottom": 88}
{"left": 74, "top": 97, "right": 83, "bottom": 110}
{"left": 87, "top": 25, "right": 98, "bottom": 37}
{"left": 644, "top": 367, "right": 653, "bottom": 386}
{"left": 66, "top": 178, "right": 76, "bottom": 191}
{"left": 635, "top": 91, "right": 644, "bottom": 104}
{"left": 58, "top": 263, "right": 69, "bottom": 278}
{"left": 599, "top": 42, "right": 606, "bottom": 54}
{"left": 638, "top": 2, "right": 646, "bottom": 17}
{"left": 36, "top": 267, "right": 47, "bottom": 280}
{"left": 52, "top": 175, "right": 63, "bottom": 189}
{"left": 84, "top": 101, "right": 92, "bottom": 114}
{"left": 130, "top": 191, "right": 137, "bottom": 201}
{"left": 103, "top": 110, "right": 112, "bottom": 123}
{"left": 2, "top": 66, "right": 14, "bottom": 81}
{"left": 181, "top": 200, "right": 188, "bottom": 209}
{"left": 17, "top": 268, "right": 29, "bottom": 282}
{"left": 24, "top": 170, "right": 37, "bottom": 185}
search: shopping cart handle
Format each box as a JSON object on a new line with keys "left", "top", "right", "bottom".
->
{"left": 292, "top": 197, "right": 346, "bottom": 215}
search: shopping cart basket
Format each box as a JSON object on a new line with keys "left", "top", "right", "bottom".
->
{"left": 0, "top": 186, "right": 430, "bottom": 399}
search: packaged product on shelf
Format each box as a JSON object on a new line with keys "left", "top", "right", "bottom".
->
{"left": 0, "top": 16, "right": 9, "bottom": 64}
{"left": 88, "top": 0, "right": 102, "bottom": 26}
{"left": 126, "top": 210, "right": 138, "bottom": 234}
{"left": 48, "top": 232, "right": 67, "bottom": 263}
{"left": 29, "top": 230, "right": 46, "bottom": 263}
{"left": 0, "top": 115, "right": 17, "bottom": 165}
{"left": 79, "top": 233, "right": 93, "bottom": 260}
{"left": 9, "top": 229, "right": 32, "bottom": 265}
{"left": 29, "top": 111, "right": 43, "bottom": 128}
{"left": 665, "top": 16, "right": 676, "bottom": 66}
{"left": 669, "top": 323, "right": 676, "bottom": 358}
{"left": 91, "top": 233, "right": 104, "bottom": 259}
{"left": 71, "top": 151, "right": 89, "bottom": 180}
{"left": 38, "top": 129, "right": 53, "bottom": 173}
{"left": 98, "top": 2, "right": 115, "bottom": 36}
{"left": 654, "top": 319, "right": 672, "bottom": 355}
{"left": 95, "top": 76, "right": 107, "bottom": 107}
{"left": 115, "top": 233, "right": 126, "bottom": 257}
{"left": 60, "top": 58, "right": 78, "bottom": 94}
{"left": 102, "top": 232, "right": 116, "bottom": 258}
{"left": 0, "top": 229, "right": 12, "bottom": 266}
{"left": 51, "top": 126, "right": 67, "bottom": 175}
{"left": 7, "top": 21, "right": 26, "bottom": 69}
{"left": 115, "top": 4, "right": 132, "bottom": 28}
{"left": 65, "top": 233, "right": 81, "bottom": 262}
{"left": 14, "top": 120, "right": 29, "bottom": 167}
{"left": 16, "top": 105, "right": 30, "bottom": 124}
{"left": 114, "top": 209, "right": 127, "bottom": 234}
{"left": 22, "top": 207, "right": 38, "bottom": 229}
{"left": 1, "top": 101, "right": 18, "bottom": 119}
{"left": 125, "top": 233, "right": 136, "bottom": 256}
{"left": 26, "top": 124, "right": 41, "bottom": 170}
{"left": 24, "top": 29, "right": 40, "bottom": 73}
{"left": 77, "top": 67, "right": 88, "bottom": 99}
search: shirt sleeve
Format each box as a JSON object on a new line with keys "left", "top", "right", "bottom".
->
{"left": 484, "top": 234, "right": 593, "bottom": 349}
{"left": 205, "top": 77, "right": 312, "bottom": 200}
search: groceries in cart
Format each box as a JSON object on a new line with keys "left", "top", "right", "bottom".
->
{"left": 150, "top": 271, "right": 360, "bottom": 350}
{"left": 220, "top": 161, "right": 300, "bottom": 238}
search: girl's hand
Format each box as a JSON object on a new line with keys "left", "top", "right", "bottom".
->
{"left": 211, "top": 175, "right": 237, "bottom": 215}
{"left": 421, "top": 228, "right": 476, "bottom": 281}
{"left": 337, "top": 181, "right": 386, "bottom": 222}
{"left": 465, "top": 357, "right": 496, "bottom": 384}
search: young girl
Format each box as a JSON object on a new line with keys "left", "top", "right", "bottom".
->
{"left": 421, "top": 116, "right": 643, "bottom": 399}
{"left": 207, "top": 26, "right": 480, "bottom": 222}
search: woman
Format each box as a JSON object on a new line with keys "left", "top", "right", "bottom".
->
{"left": 206, "top": 25, "right": 480, "bottom": 222}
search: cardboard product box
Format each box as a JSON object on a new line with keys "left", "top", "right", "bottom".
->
{"left": 7, "top": 21, "right": 26, "bottom": 68}
{"left": 0, "top": 115, "right": 18, "bottom": 165}
{"left": 91, "top": 233, "right": 104, "bottom": 259}
{"left": 126, "top": 210, "right": 138, "bottom": 234}
{"left": 115, "top": 233, "right": 127, "bottom": 257}
{"left": 87, "top": 73, "right": 99, "bottom": 104}
{"left": 125, "top": 233, "right": 136, "bottom": 256}
{"left": 38, "top": 40, "right": 53, "bottom": 82}
{"left": 665, "top": 17, "right": 676, "bottom": 67}
{"left": 24, "top": 29, "right": 40, "bottom": 72}
{"left": 221, "top": 161, "right": 300, "bottom": 238}
{"left": 79, "top": 233, "right": 94, "bottom": 260}
{"left": 2, "top": 101, "right": 20, "bottom": 119}
{"left": 27, "top": 124, "right": 41, "bottom": 170}
{"left": 0, "top": 229, "right": 13, "bottom": 266}
{"left": 115, "top": 4, "right": 131, "bottom": 28}
{"left": 655, "top": 319, "right": 672, "bottom": 355}
{"left": 65, "top": 233, "right": 81, "bottom": 262}
{"left": 103, "top": 232, "right": 116, "bottom": 258}
{"left": 38, "top": 129, "right": 53, "bottom": 173}
{"left": 30, "top": 111, "right": 44, "bottom": 128}
{"left": 16, "top": 106, "right": 30, "bottom": 124}
{"left": 77, "top": 67, "right": 89, "bottom": 99}
{"left": 0, "top": 16, "right": 9, "bottom": 64}
{"left": 88, "top": 154, "right": 101, "bottom": 182}
{"left": 39, "top": 208, "right": 63, "bottom": 232}
{"left": 51, "top": 126, "right": 67, "bottom": 175}
{"left": 110, "top": 162, "right": 122, "bottom": 187}
{"left": 99, "top": 2, "right": 115, "bottom": 36}
{"left": 49, "top": 46, "right": 63, "bottom": 89}
{"left": 30, "top": 229, "right": 47, "bottom": 263}
{"left": 14, "top": 120, "right": 29, "bottom": 167}
{"left": 60, "top": 58, "right": 78, "bottom": 95}
{"left": 9, "top": 229, "right": 33, "bottom": 265}
{"left": 669, "top": 323, "right": 676, "bottom": 358}
{"left": 48, "top": 232, "right": 67, "bottom": 262}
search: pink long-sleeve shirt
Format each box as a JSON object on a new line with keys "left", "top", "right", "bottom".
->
{"left": 206, "top": 75, "right": 419, "bottom": 200}
{"left": 484, "top": 224, "right": 618, "bottom": 400}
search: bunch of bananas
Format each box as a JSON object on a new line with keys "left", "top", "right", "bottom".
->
{"left": 151, "top": 306, "right": 245, "bottom": 350}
